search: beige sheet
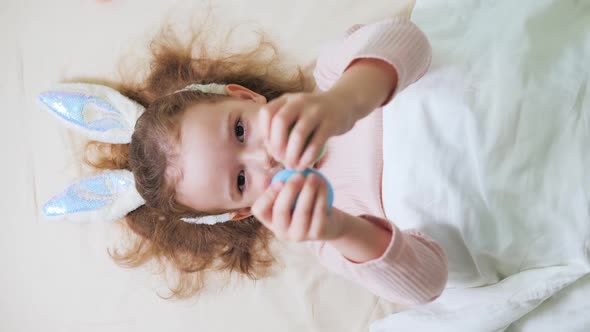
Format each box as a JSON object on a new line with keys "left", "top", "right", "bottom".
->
{"left": 0, "top": 0, "right": 414, "bottom": 331}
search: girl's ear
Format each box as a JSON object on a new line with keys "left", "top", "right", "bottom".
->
{"left": 229, "top": 207, "right": 253, "bottom": 221}
{"left": 225, "top": 84, "right": 267, "bottom": 104}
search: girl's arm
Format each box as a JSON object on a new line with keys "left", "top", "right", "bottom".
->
{"left": 326, "top": 207, "right": 392, "bottom": 262}
{"left": 312, "top": 209, "right": 448, "bottom": 306}
{"left": 261, "top": 18, "right": 430, "bottom": 170}
{"left": 327, "top": 58, "right": 398, "bottom": 124}
{"left": 313, "top": 17, "right": 431, "bottom": 117}
{"left": 252, "top": 176, "right": 448, "bottom": 306}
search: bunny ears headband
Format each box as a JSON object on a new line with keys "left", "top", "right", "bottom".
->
{"left": 38, "top": 83, "right": 234, "bottom": 225}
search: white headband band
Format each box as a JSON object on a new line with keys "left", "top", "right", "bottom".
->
{"left": 38, "top": 83, "right": 234, "bottom": 225}
{"left": 175, "top": 83, "right": 228, "bottom": 95}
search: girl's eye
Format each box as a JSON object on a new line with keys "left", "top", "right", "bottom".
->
{"left": 237, "top": 170, "right": 246, "bottom": 193}
{"left": 235, "top": 117, "right": 246, "bottom": 143}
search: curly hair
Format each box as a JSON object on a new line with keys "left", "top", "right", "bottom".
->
{"left": 83, "top": 23, "right": 307, "bottom": 298}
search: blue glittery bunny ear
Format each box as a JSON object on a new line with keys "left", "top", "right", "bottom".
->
{"left": 38, "top": 83, "right": 145, "bottom": 144}
{"left": 38, "top": 83, "right": 144, "bottom": 222}
{"left": 42, "top": 169, "right": 145, "bottom": 222}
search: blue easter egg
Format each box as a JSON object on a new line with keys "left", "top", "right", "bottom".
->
{"left": 271, "top": 168, "right": 334, "bottom": 212}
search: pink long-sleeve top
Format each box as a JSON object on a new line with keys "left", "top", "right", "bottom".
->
{"left": 307, "top": 17, "right": 448, "bottom": 306}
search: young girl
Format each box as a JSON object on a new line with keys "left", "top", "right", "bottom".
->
{"left": 41, "top": 17, "right": 448, "bottom": 305}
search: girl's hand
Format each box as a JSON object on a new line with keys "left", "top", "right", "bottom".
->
{"left": 259, "top": 91, "right": 358, "bottom": 170}
{"left": 251, "top": 172, "right": 344, "bottom": 242}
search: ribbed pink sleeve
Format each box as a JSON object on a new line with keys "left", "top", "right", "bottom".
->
{"left": 307, "top": 216, "right": 448, "bottom": 305}
{"left": 313, "top": 17, "right": 432, "bottom": 105}
{"left": 307, "top": 18, "right": 448, "bottom": 306}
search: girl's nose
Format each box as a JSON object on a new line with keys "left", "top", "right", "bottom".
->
{"left": 244, "top": 146, "right": 279, "bottom": 170}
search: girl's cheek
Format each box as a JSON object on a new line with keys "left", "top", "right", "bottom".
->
{"left": 251, "top": 169, "right": 271, "bottom": 194}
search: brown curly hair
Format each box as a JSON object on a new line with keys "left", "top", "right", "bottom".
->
{"left": 83, "top": 23, "right": 308, "bottom": 298}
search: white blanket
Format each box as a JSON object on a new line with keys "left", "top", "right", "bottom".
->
{"left": 374, "top": 0, "right": 590, "bottom": 330}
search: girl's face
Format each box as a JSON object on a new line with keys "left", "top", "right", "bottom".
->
{"left": 174, "top": 84, "right": 283, "bottom": 220}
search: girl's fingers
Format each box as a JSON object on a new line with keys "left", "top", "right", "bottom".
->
{"left": 269, "top": 100, "right": 301, "bottom": 161}
{"left": 297, "top": 125, "right": 330, "bottom": 171}
{"left": 309, "top": 179, "right": 329, "bottom": 239}
{"left": 271, "top": 174, "right": 305, "bottom": 234}
{"left": 284, "top": 118, "right": 318, "bottom": 169}
{"left": 259, "top": 97, "right": 288, "bottom": 146}
{"left": 251, "top": 181, "right": 283, "bottom": 225}
{"left": 289, "top": 174, "right": 319, "bottom": 241}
